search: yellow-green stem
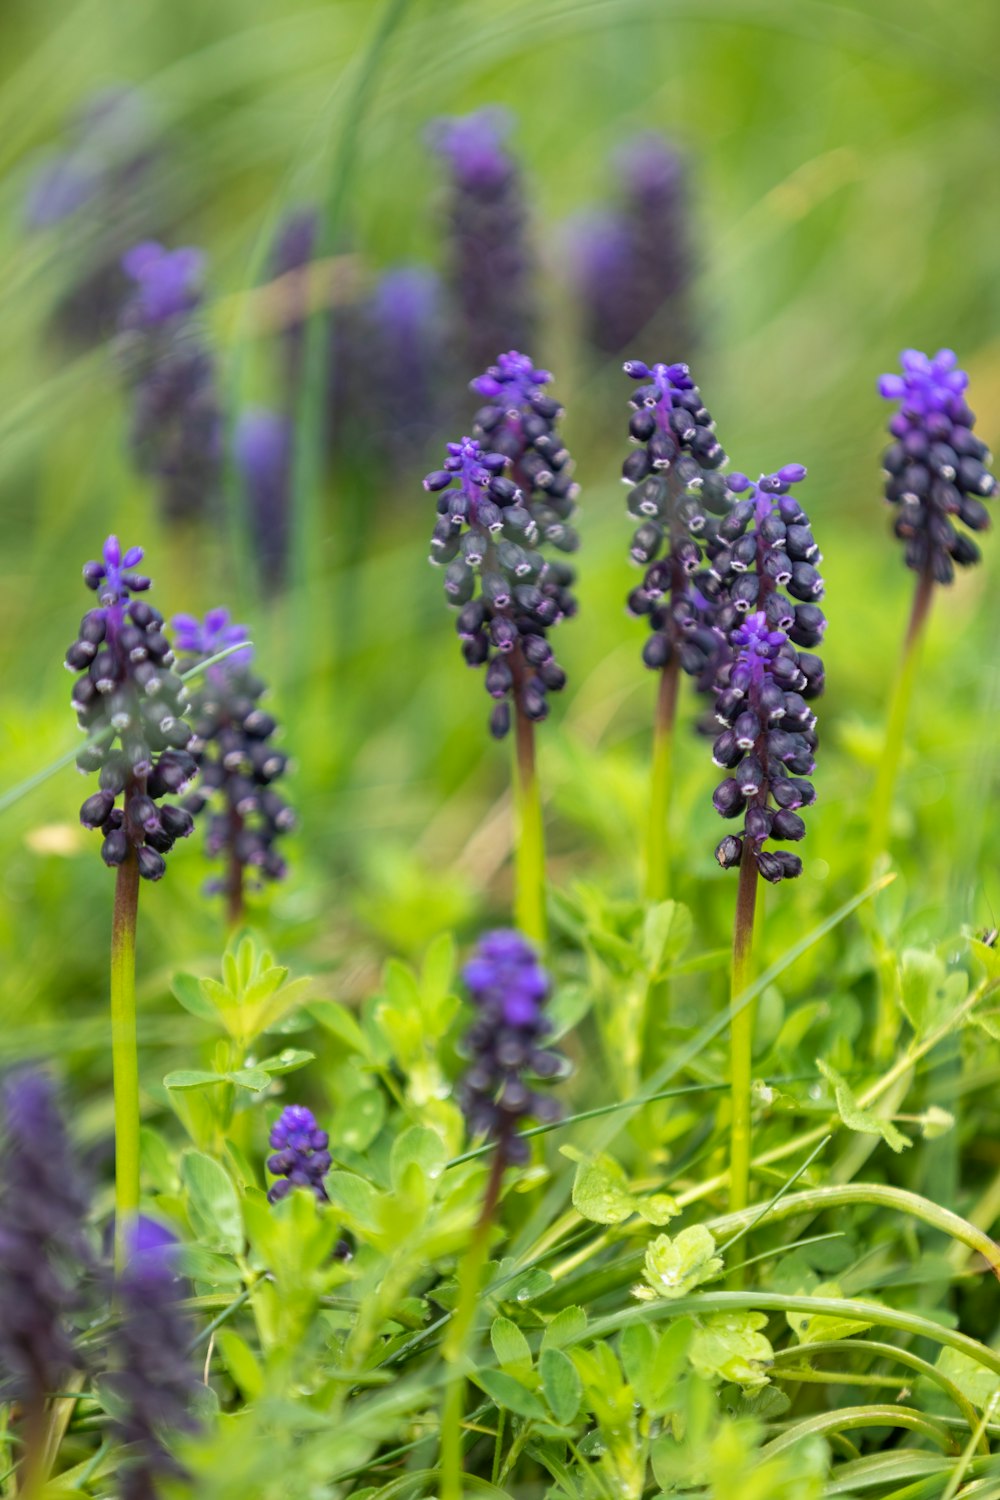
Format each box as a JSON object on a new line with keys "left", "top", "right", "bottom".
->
{"left": 866, "top": 563, "right": 935, "bottom": 876}
{"left": 728, "top": 852, "right": 759, "bottom": 1282}
{"left": 512, "top": 672, "right": 546, "bottom": 948}
{"left": 440, "top": 1147, "right": 506, "bottom": 1500}
{"left": 644, "top": 659, "right": 679, "bottom": 902}
{"left": 110, "top": 851, "right": 141, "bottom": 1273}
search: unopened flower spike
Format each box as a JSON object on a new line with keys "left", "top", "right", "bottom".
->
{"left": 118, "top": 239, "right": 223, "bottom": 523}
{"left": 621, "top": 358, "right": 729, "bottom": 900}
{"left": 69, "top": 536, "right": 198, "bottom": 881}
{"left": 173, "top": 608, "right": 294, "bottom": 927}
{"left": 458, "top": 930, "right": 565, "bottom": 1166}
{"left": 878, "top": 348, "right": 996, "bottom": 584}
{"left": 266, "top": 1105, "right": 331, "bottom": 1203}
{"left": 427, "top": 109, "right": 537, "bottom": 377}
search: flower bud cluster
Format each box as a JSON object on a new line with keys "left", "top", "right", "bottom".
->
{"left": 707, "top": 467, "right": 826, "bottom": 882}
{"left": 69, "top": 537, "right": 197, "bottom": 881}
{"left": 173, "top": 610, "right": 294, "bottom": 894}
{"left": 424, "top": 355, "right": 576, "bottom": 738}
{"left": 427, "top": 109, "right": 536, "bottom": 377}
{"left": 119, "top": 241, "right": 223, "bottom": 524}
{"left": 458, "top": 931, "right": 564, "bottom": 1164}
{"left": 878, "top": 349, "right": 996, "bottom": 583}
{"left": 266, "top": 1105, "right": 332, "bottom": 1203}
{"left": 621, "top": 360, "right": 729, "bottom": 687}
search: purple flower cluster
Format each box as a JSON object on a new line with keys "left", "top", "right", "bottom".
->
{"left": 234, "top": 410, "right": 294, "bottom": 596}
{"left": 0, "top": 1072, "right": 94, "bottom": 1405}
{"left": 266, "top": 1105, "right": 332, "bottom": 1203}
{"left": 428, "top": 110, "right": 537, "bottom": 378}
{"left": 458, "top": 931, "right": 564, "bottom": 1163}
{"left": 570, "top": 135, "right": 694, "bottom": 359}
{"left": 708, "top": 468, "right": 826, "bottom": 882}
{"left": 173, "top": 610, "right": 294, "bottom": 897}
{"left": 112, "top": 1227, "right": 198, "bottom": 1500}
{"left": 69, "top": 538, "right": 197, "bottom": 881}
{"left": 119, "top": 240, "right": 223, "bottom": 524}
{"left": 622, "top": 360, "right": 729, "bottom": 687}
{"left": 878, "top": 349, "right": 996, "bottom": 583}
{"left": 425, "top": 355, "right": 577, "bottom": 738}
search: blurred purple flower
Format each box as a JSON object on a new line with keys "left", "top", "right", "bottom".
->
{"left": 266, "top": 1105, "right": 331, "bottom": 1203}
{"left": 235, "top": 409, "right": 293, "bottom": 594}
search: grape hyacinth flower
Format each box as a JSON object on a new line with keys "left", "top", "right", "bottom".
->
{"left": 458, "top": 931, "right": 564, "bottom": 1168}
{"left": 621, "top": 359, "right": 729, "bottom": 899}
{"left": 266, "top": 1105, "right": 331, "bottom": 1203}
{"left": 111, "top": 1224, "right": 199, "bottom": 1500}
{"left": 570, "top": 135, "right": 694, "bottom": 361}
{"left": 428, "top": 109, "right": 537, "bottom": 381}
{"left": 0, "top": 1072, "right": 95, "bottom": 1494}
{"left": 441, "top": 930, "right": 565, "bottom": 1499}
{"left": 234, "top": 410, "right": 293, "bottom": 596}
{"left": 701, "top": 465, "right": 825, "bottom": 1231}
{"left": 173, "top": 609, "right": 294, "bottom": 927}
{"left": 119, "top": 240, "right": 223, "bottom": 523}
{"left": 424, "top": 354, "right": 578, "bottom": 942}
{"left": 68, "top": 537, "right": 196, "bottom": 1265}
{"left": 269, "top": 207, "right": 318, "bottom": 400}
{"left": 368, "top": 266, "right": 445, "bottom": 472}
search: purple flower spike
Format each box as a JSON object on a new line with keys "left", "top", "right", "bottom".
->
{"left": 878, "top": 348, "right": 995, "bottom": 584}
{"left": 428, "top": 108, "right": 537, "bottom": 377}
{"left": 425, "top": 354, "right": 578, "bottom": 740}
{"left": 234, "top": 410, "right": 294, "bottom": 595}
{"left": 68, "top": 540, "right": 197, "bottom": 879}
{"left": 459, "top": 930, "right": 565, "bottom": 1162}
{"left": 707, "top": 467, "right": 826, "bottom": 883}
{"left": 119, "top": 240, "right": 222, "bottom": 524}
{"left": 266, "top": 1105, "right": 331, "bottom": 1203}
{"left": 175, "top": 611, "right": 293, "bottom": 906}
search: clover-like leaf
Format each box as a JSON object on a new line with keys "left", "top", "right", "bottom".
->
{"left": 689, "top": 1311, "right": 773, "bottom": 1391}
{"left": 637, "top": 1225, "right": 723, "bottom": 1301}
{"left": 816, "top": 1059, "right": 910, "bottom": 1153}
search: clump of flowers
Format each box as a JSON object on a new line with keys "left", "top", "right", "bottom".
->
{"left": 172, "top": 609, "right": 294, "bottom": 922}
{"left": 266, "top": 1105, "right": 332, "bottom": 1203}
{"left": 111, "top": 1224, "right": 199, "bottom": 1500}
{"left": 458, "top": 930, "right": 564, "bottom": 1164}
{"left": 424, "top": 354, "right": 577, "bottom": 739}
{"left": 707, "top": 467, "right": 825, "bottom": 882}
{"left": 878, "top": 348, "right": 996, "bottom": 582}
{"left": 0, "top": 1072, "right": 95, "bottom": 1413}
{"left": 68, "top": 537, "right": 197, "bottom": 882}
{"left": 570, "top": 135, "right": 694, "bottom": 360}
{"left": 427, "top": 109, "right": 536, "bottom": 378}
{"left": 119, "top": 240, "right": 223, "bottom": 523}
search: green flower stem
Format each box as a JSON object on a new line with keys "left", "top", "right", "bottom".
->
{"left": 440, "top": 1145, "right": 507, "bottom": 1500}
{"left": 511, "top": 655, "right": 546, "bottom": 948}
{"left": 225, "top": 806, "right": 245, "bottom": 932}
{"left": 110, "top": 846, "right": 141, "bottom": 1274}
{"left": 760, "top": 1405, "right": 957, "bottom": 1459}
{"left": 644, "top": 659, "right": 679, "bottom": 903}
{"left": 866, "top": 562, "right": 935, "bottom": 876}
{"left": 728, "top": 852, "right": 760, "bottom": 1277}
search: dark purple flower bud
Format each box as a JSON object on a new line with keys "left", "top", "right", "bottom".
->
{"left": 266, "top": 1105, "right": 331, "bottom": 1203}
{"left": 459, "top": 931, "right": 565, "bottom": 1161}
{"left": 173, "top": 610, "right": 293, "bottom": 909}
{"left": 878, "top": 349, "right": 995, "bottom": 580}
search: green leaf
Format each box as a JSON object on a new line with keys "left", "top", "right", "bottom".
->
{"left": 226, "top": 1068, "right": 272, "bottom": 1093}
{"left": 332, "top": 1088, "right": 386, "bottom": 1154}
{"left": 307, "top": 1000, "right": 370, "bottom": 1057}
{"left": 390, "top": 1126, "right": 446, "bottom": 1192}
{"left": 566, "top": 1148, "right": 640, "bottom": 1225}
{"left": 638, "top": 1225, "right": 723, "bottom": 1300}
{"left": 900, "top": 948, "right": 968, "bottom": 1036}
{"left": 688, "top": 1311, "right": 773, "bottom": 1391}
{"left": 256, "top": 1048, "right": 315, "bottom": 1076}
{"left": 180, "top": 1151, "right": 243, "bottom": 1255}
{"left": 641, "top": 900, "right": 693, "bottom": 978}
{"left": 163, "top": 1069, "right": 225, "bottom": 1090}
{"left": 587, "top": 926, "right": 640, "bottom": 979}
{"left": 541, "top": 1305, "right": 587, "bottom": 1350}
{"left": 171, "top": 972, "right": 220, "bottom": 1023}
{"left": 324, "top": 1170, "right": 382, "bottom": 1234}
{"left": 490, "top": 1316, "right": 533, "bottom": 1373}
{"left": 217, "top": 1328, "right": 264, "bottom": 1401}
{"left": 539, "top": 1346, "right": 581, "bottom": 1425}
{"left": 474, "top": 1368, "right": 547, "bottom": 1421}
{"left": 637, "top": 1192, "right": 680, "bottom": 1226}
{"left": 787, "top": 1281, "right": 876, "bottom": 1343}
{"left": 178, "top": 1244, "right": 244, "bottom": 1286}
{"left": 920, "top": 1105, "right": 955, "bottom": 1139}
{"left": 816, "top": 1059, "right": 911, "bottom": 1153}
{"left": 938, "top": 1346, "right": 1000, "bottom": 1410}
